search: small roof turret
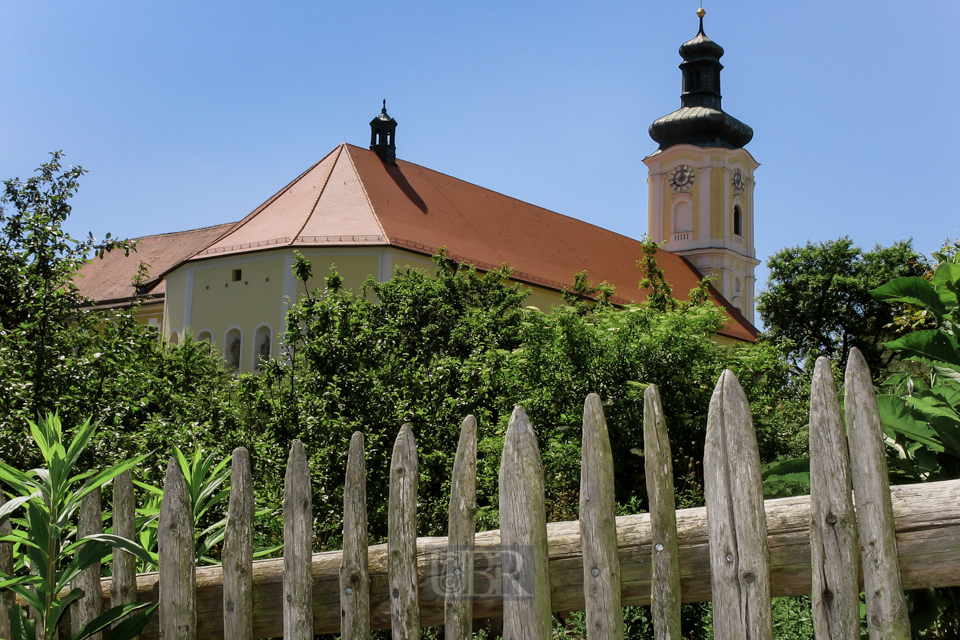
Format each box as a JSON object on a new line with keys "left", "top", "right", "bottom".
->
{"left": 649, "top": 9, "right": 753, "bottom": 151}
{"left": 370, "top": 100, "right": 398, "bottom": 164}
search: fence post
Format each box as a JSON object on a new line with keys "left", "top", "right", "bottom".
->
{"left": 580, "top": 394, "right": 623, "bottom": 639}
{"left": 643, "top": 384, "right": 682, "bottom": 640}
{"left": 0, "top": 494, "right": 12, "bottom": 640}
{"left": 72, "top": 488, "right": 104, "bottom": 640}
{"left": 341, "top": 432, "right": 370, "bottom": 639}
{"left": 111, "top": 470, "right": 137, "bottom": 625}
{"left": 499, "top": 405, "right": 551, "bottom": 640}
{"left": 159, "top": 457, "right": 197, "bottom": 640}
{"left": 444, "top": 415, "right": 477, "bottom": 639}
{"left": 223, "top": 447, "right": 254, "bottom": 640}
{"left": 809, "top": 357, "right": 859, "bottom": 639}
{"left": 283, "top": 440, "right": 313, "bottom": 640}
{"left": 704, "top": 370, "right": 772, "bottom": 640}
{"left": 389, "top": 425, "right": 420, "bottom": 640}
{"left": 845, "top": 348, "right": 911, "bottom": 639}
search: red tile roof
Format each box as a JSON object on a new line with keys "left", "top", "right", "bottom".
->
{"left": 77, "top": 143, "right": 757, "bottom": 341}
{"left": 75, "top": 223, "right": 234, "bottom": 304}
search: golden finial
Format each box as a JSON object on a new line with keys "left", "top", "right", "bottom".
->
{"left": 697, "top": 7, "right": 706, "bottom": 18}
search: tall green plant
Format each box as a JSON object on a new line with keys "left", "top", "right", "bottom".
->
{"left": 0, "top": 414, "right": 154, "bottom": 640}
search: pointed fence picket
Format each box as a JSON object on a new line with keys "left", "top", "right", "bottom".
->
{"left": 27, "top": 355, "right": 960, "bottom": 638}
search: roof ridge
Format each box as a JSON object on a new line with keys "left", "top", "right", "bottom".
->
{"left": 292, "top": 144, "right": 345, "bottom": 241}
{"left": 190, "top": 145, "right": 345, "bottom": 260}
{"left": 125, "top": 222, "right": 236, "bottom": 242}
{"left": 342, "top": 145, "right": 388, "bottom": 241}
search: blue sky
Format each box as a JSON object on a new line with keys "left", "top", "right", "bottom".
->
{"left": 2, "top": 1, "right": 957, "bottom": 295}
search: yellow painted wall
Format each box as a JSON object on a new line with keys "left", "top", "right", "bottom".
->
{"left": 163, "top": 243, "right": 749, "bottom": 372}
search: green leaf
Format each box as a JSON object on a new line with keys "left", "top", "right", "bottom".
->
{"left": 871, "top": 276, "right": 947, "bottom": 323}
{"left": 80, "top": 534, "right": 156, "bottom": 566}
{"left": 877, "top": 395, "right": 945, "bottom": 452}
{"left": 932, "top": 262, "right": 960, "bottom": 307}
{"left": 100, "top": 604, "right": 157, "bottom": 640}
{"left": 885, "top": 330, "right": 960, "bottom": 367}
{"left": 73, "top": 602, "right": 156, "bottom": 640}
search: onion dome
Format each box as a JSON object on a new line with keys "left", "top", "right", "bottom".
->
{"left": 649, "top": 10, "right": 753, "bottom": 151}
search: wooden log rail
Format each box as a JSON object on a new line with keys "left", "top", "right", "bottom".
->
{"left": 93, "top": 478, "right": 960, "bottom": 639}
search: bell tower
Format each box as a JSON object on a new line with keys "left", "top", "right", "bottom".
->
{"left": 644, "top": 9, "right": 760, "bottom": 324}
{"left": 370, "top": 100, "right": 398, "bottom": 165}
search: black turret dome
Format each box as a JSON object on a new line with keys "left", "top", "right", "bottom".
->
{"left": 649, "top": 16, "right": 752, "bottom": 151}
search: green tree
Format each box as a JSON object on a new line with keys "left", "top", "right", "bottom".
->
{"left": 0, "top": 152, "right": 133, "bottom": 417}
{"left": 757, "top": 237, "right": 925, "bottom": 376}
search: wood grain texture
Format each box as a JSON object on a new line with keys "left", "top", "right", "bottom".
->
{"left": 704, "top": 370, "right": 772, "bottom": 640}
{"left": 0, "top": 493, "right": 14, "bottom": 640}
{"left": 283, "top": 440, "right": 313, "bottom": 640}
{"left": 500, "top": 405, "right": 552, "bottom": 640}
{"left": 340, "top": 432, "right": 370, "bottom": 640}
{"left": 116, "top": 478, "right": 960, "bottom": 639}
{"left": 389, "top": 425, "right": 419, "bottom": 640}
{"left": 223, "top": 447, "right": 254, "bottom": 640}
{"left": 580, "top": 394, "right": 623, "bottom": 640}
{"left": 111, "top": 470, "right": 137, "bottom": 619}
{"left": 73, "top": 488, "right": 104, "bottom": 640}
{"left": 159, "top": 457, "right": 197, "bottom": 640}
{"left": 444, "top": 416, "right": 477, "bottom": 640}
{"left": 809, "top": 357, "right": 859, "bottom": 639}
{"left": 643, "top": 384, "right": 681, "bottom": 640}
{"left": 845, "top": 348, "right": 911, "bottom": 639}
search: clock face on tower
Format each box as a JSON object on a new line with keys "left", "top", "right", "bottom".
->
{"left": 669, "top": 165, "right": 695, "bottom": 192}
{"left": 731, "top": 168, "right": 745, "bottom": 195}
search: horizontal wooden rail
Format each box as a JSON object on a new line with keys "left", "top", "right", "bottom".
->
{"left": 87, "top": 478, "right": 960, "bottom": 639}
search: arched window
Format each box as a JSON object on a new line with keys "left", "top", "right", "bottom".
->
{"left": 169, "top": 331, "right": 180, "bottom": 346}
{"left": 733, "top": 205, "right": 743, "bottom": 237}
{"left": 196, "top": 330, "right": 213, "bottom": 344}
{"left": 225, "top": 328, "right": 242, "bottom": 370}
{"left": 254, "top": 325, "right": 271, "bottom": 371}
{"left": 674, "top": 201, "right": 693, "bottom": 233}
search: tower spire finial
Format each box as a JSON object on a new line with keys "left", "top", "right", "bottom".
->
{"left": 382, "top": 99, "right": 387, "bottom": 113}
{"left": 697, "top": 6, "right": 706, "bottom": 34}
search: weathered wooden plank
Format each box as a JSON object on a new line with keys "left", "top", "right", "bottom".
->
{"left": 73, "top": 488, "right": 104, "bottom": 640}
{"left": 283, "top": 440, "right": 313, "bottom": 640}
{"left": 809, "top": 357, "right": 859, "bottom": 639}
{"left": 159, "top": 457, "right": 196, "bottom": 640}
{"left": 0, "top": 493, "right": 14, "bottom": 640}
{"left": 119, "top": 478, "right": 960, "bottom": 639}
{"left": 223, "top": 447, "right": 254, "bottom": 640}
{"left": 500, "top": 405, "right": 552, "bottom": 640}
{"left": 704, "top": 370, "right": 772, "bottom": 640}
{"left": 580, "top": 394, "right": 623, "bottom": 640}
{"left": 389, "top": 425, "right": 419, "bottom": 640}
{"left": 845, "top": 348, "right": 911, "bottom": 639}
{"left": 444, "top": 415, "right": 477, "bottom": 640}
{"left": 340, "top": 432, "right": 370, "bottom": 639}
{"left": 111, "top": 469, "right": 137, "bottom": 623}
{"left": 643, "top": 384, "right": 681, "bottom": 640}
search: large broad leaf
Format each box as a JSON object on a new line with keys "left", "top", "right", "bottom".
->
{"left": 871, "top": 277, "right": 948, "bottom": 323}
{"left": 877, "top": 395, "right": 944, "bottom": 452}
{"left": 885, "top": 330, "right": 960, "bottom": 367}
{"left": 762, "top": 457, "right": 810, "bottom": 479}
{"left": 932, "top": 262, "right": 960, "bottom": 307}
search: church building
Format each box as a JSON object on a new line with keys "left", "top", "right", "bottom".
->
{"left": 76, "top": 11, "right": 760, "bottom": 372}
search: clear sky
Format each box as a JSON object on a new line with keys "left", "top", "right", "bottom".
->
{"left": 2, "top": 1, "right": 957, "bottom": 295}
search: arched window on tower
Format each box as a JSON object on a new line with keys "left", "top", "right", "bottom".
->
{"left": 733, "top": 205, "right": 743, "bottom": 237}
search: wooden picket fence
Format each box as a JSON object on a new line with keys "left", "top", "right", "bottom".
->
{"left": 11, "top": 347, "right": 960, "bottom": 639}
